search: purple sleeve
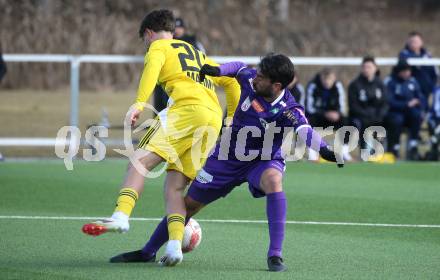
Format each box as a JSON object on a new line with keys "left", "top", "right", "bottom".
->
{"left": 219, "top": 61, "right": 247, "bottom": 77}
{"left": 283, "top": 106, "right": 327, "bottom": 151}
{"left": 297, "top": 126, "right": 328, "bottom": 151}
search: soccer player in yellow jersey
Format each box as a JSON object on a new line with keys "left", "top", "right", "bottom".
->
{"left": 82, "top": 10, "right": 240, "bottom": 266}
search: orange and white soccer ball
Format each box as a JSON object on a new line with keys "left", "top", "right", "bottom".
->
{"left": 182, "top": 218, "right": 202, "bottom": 253}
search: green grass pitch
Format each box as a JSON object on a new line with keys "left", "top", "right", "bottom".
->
{"left": 0, "top": 160, "right": 439, "bottom": 279}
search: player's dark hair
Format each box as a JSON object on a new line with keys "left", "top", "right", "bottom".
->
{"left": 139, "top": 9, "right": 175, "bottom": 38}
{"left": 258, "top": 53, "right": 295, "bottom": 89}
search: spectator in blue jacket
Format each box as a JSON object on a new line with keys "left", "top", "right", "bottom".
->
{"left": 398, "top": 31, "right": 439, "bottom": 101}
{"left": 427, "top": 86, "right": 440, "bottom": 160}
{"left": 385, "top": 60, "right": 424, "bottom": 160}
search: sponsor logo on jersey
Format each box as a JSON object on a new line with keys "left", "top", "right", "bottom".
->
{"left": 280, "top": 101, "right": 287, "bottom": 107}
{"left": 252, "top": 99, "right": 264, "bottom": 112}
{"left": 241, "top": 97, "right": 251, "bottom": 111}
{"left": 283, "top": 109, "right": 298, "bottom": 125}
{"left": 195, "top": 168, "right": 213, "bottom": 184}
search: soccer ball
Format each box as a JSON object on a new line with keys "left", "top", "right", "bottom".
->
{"left": 182, "top": 218, "right": 202, "bottom": 253}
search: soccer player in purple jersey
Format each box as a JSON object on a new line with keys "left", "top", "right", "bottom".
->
{"left": 110, "top": 54, "right": 342, "bottom": 271}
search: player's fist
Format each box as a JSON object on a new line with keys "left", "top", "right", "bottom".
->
{"left": 199, "top": 64, "right": 220, "bottom": 83}
{"left": 130, "top": 109, "right": 142, "bottom": 127}
{"left": 320, "top": 146, "right": 344, "bottom": 168}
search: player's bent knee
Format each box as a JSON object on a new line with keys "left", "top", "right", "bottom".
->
{"left": 260, "top": 169, "right": 283, "bottom": 194}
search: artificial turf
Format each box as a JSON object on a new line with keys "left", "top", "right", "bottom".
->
{"left": 0, "top": 160, "right": 439, "bottom": 279}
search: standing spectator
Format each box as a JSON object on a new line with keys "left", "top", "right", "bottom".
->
{"left": 385, "top": 60, "right": 424, "bottom": 160}
{"left": 174, "top": 18, "right": 205, "bottom": 52}
{"left": 0, "top": 50, "right": 6, "bottom": 82}
{"left": 287, "top": 73, "right": 305, "bottom": 106}
{"left": 306, "top": 68, "right": 351, "bottom": 160}
{"left": 427, "top": 86, "right": 440, "bottom": 160}
{"left": 398, "top": 31, "right": 438, "bottom": 101}
{"left": 348, "top": 56, "right": 388, "bottom": 152}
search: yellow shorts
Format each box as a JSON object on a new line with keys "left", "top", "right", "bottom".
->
{"left": 138, "top": 104, "right": 222, "bottom": 180}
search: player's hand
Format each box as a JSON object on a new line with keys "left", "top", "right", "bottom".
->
{"left": 325, "top": 111, "right": 341, "bottom": 122}
{"left": 199, "top": 64, "right": 220, "bottom": 83}
{"left": 320, "top": 146, "right": 344, "bottom": 168}
{"left": 130, "top": 109, "right": 142, "bottom": 127}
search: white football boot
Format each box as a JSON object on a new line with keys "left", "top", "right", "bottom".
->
{"left": 159, "top": 240, "right": 183, "bottom": 266}
{"left": 82, "top": 212, "right": 129, "bottom": 236}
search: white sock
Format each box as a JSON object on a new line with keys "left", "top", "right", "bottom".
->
{"left": 308, "top": 149, "right": 319, "bottom": 161}
{"left": 111, "top": 211, "right": 129, "bottom": 221}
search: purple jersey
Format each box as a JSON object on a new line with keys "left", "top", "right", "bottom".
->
{"left": 216, "top": 65, "right": 309, "bottom": 161}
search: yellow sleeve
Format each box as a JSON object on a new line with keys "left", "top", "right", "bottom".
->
{"left": 134, "top": 44, "right": 166, "bottom": 111}
{"left": 204, "top": 57, "right": 241, "bottom": 122}
{"left": 212, "top": 76, "right": 241, "bottom": 122}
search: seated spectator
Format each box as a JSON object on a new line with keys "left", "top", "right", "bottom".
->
{"left": 0, "top": 51, "right": 6, "bottom": 82}
{"left": 287, "top": 73, "right": 305, "bottom": 106}
{"left": 348, "top": 56, "right": 388, "bottom": 152}
{"left": 385, "top": 60, "right": 424, "bottom": 160}
{"left": 427, "top": 85, "right": 440, "bottom": 160}
{"left": 306, "top": 68, "right": 351, "bottom": 160}
{"left": 398, "top": 31, "right": 438, "bottom": 101}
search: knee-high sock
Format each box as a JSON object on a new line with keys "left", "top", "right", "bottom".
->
{"left": 113, "top": 187, "right": 138, "bottom": 217}
{"left": 266, "top": 192, "right": 287, "bottom": 258}
{"left": 142, "top": 216, "right": 190, "bottom": 257}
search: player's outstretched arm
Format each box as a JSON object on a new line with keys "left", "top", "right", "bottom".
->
{"left": 297, "top": 125, "right": 344, "bottom": 168}
{"left": 200, "top": 61, "right": 247, "bottom": 82}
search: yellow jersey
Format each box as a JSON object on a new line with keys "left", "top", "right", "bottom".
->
{"left": 135, "top": 39, "right": 239, "bottom": 117}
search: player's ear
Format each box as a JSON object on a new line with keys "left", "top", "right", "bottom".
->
{"left": 145, "top": 29, "right": 154, "bottom": 40}
{"left": 272, "top": 82, "right": 283, "bottom": 92}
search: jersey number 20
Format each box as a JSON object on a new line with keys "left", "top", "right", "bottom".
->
{"left": 171, "top": 43, "right": 204, "bottom": 72}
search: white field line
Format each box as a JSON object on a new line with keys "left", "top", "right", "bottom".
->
{"left": 0, "top": 215, "right": 439, "bottom": 229}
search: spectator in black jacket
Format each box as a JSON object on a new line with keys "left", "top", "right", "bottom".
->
{"left": 0, "top": 51, "right": 6, "bottom": 82}
{"left": 287, "top": 73, "right": 305, "bottom": 106}
{"left": 174, "top": 18, "right": 205, "bottom": 52}
{"left": 306, "top": 68, "right": 351, "bottom": 160}
{"left": 348, "top": 56, "right": 388, "bottom": 151}
{"left": 398, "top": 31, "right": 438, "bottom": 101}
{"left": 385, "top": 60, "right": 424, "bottom": 160}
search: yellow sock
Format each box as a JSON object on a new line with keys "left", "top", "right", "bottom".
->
{"left": 114, "top": 187, "right": 139, "bottom": 217}
{"left": 167, "top": 213, "right": 185, "bottom": 241}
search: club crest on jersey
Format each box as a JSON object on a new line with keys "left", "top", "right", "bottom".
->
{"left": 241, "top": 97, "right": 251, "bottom": 111}
{"left": 270, "top": 108, "right": 280, "bottom": 114}
{"left": 251, "top": 99, "right": 264, "bottom": 112}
